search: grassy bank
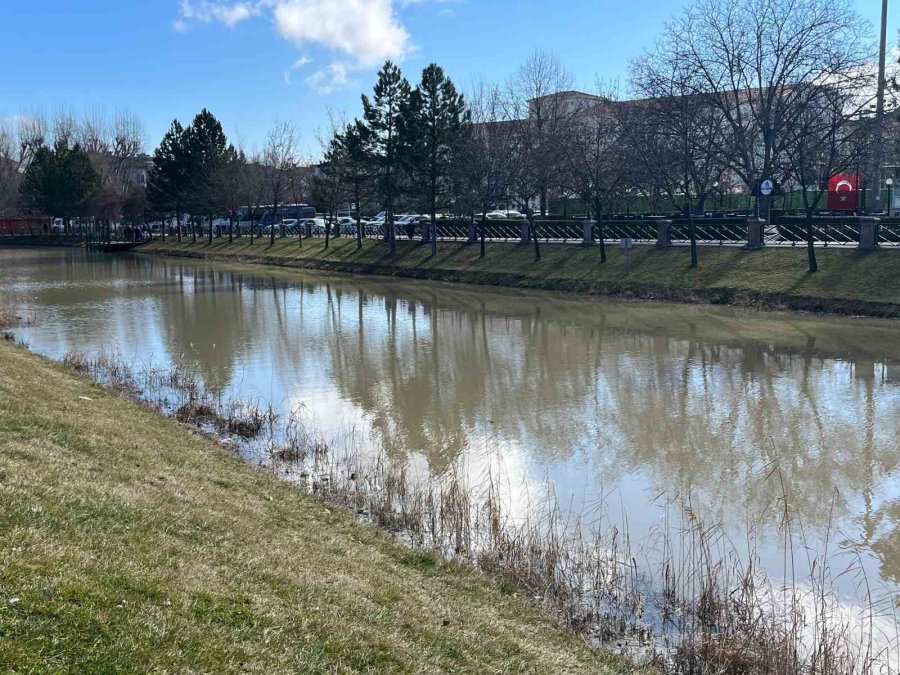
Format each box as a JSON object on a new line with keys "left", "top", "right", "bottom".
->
{"left": 0, "top": 341, "right": 632, "bottom": 673}
{"left": 139, "top": 237, "right": 900, "bottom": 317}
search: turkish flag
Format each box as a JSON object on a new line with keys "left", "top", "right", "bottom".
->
{"left": 827, "top": 172, "right": 859, "bottom": 210}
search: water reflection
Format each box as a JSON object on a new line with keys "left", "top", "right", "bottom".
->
{"left": 2, "top": 248, "right": 899, "bottom": 589}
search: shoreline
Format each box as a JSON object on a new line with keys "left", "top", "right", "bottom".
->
{"left": 0, "top": 339, "right": 635, "bottom": 673}
{"left": 137, "top": 238, "right": 900, "bottom": 318}
{"left": 4, "top": 268, "right": 897, "bottom": 672}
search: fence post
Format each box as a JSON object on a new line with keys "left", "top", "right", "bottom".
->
{"left": 858, "top": 217, "right": 879, "bottom": 250}
{"left": 468, "top": 219, "right": 477, "bottom": 244}
{"left": 656, "top": 219, "right": 671, "bottom": 248}
{"left": 520, "top": 220, "right": 530, "bottom": 244}
{"left": 582, "top": 220, "right": 594, "bottom": 246}
{"left": 745, "top": 218, "right": 765, "bottom": 250}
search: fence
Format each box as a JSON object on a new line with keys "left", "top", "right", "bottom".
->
{"left": 5, "top": 216, "right": 898, "bottom": 252}
{"left": 550, "top": 188, "right": 893, "bottom": 218}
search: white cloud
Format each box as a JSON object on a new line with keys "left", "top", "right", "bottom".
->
{"left": 174, "top": 0, "right": 410, "bottom": 69}
{"left": 305, "top": 61, "right": 355, "bottom": 94}
{"left": 283, "top": 55, "right": 313, "bottom": 86}
{"left": 273, "top": 0, "right": 409, "bottom": 68}
{"left": 174, "top": 0, "right": 260, "bottom": 29}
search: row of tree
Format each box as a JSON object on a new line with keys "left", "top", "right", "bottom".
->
{"left": 1, "top": 0, "right": 888, "bottom": 272}
{"left": 317, "top": 0, "right": 883, "bottom": 270}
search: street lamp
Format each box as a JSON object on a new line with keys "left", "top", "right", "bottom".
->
{"left": 886, "top": 178, "right": 894, "bottom": 216}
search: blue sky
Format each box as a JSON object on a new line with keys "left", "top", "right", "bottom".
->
{"left": 0, "top": 1, "right": 892, "bottom": 156}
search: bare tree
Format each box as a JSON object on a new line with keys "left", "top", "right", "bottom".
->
{"left": 261, "top": 120, "right": 299, "bottom": 246}
{"left": 0, "top": 114, "right": 47, "bottom": 211}
{"left": 246, "top": 152, "right": 267, "bottom": 245}
{"left": 459, "top": 82, "right": 514, "bottom": 257}
{"left": 505, "top": 50, "right": 578, "bottom": 261}
{"left": 660, "top": 0, "right": 873, "bottom": 218}
{"left": 627, "top": 56, "right": 727, "bottom": 268}
{"left": 214, "top": 145, "right": 248, "bottom": 244}
{"left": 782, "top": 84, "right": 874, "bottom": 271}
{"left": 561, "top": 82, "right": 626, "bottom": 263}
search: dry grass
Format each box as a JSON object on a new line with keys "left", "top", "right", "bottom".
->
{"left": 0, "top": 341, "right": 634, "bottom": 674}
{"left": 49, "top": 349, "right": 900, "bottom": 674}
{"left": 0, "top": 306, "right": 33, "bottom": 329}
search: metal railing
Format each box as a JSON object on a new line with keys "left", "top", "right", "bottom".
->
{"left": 669, "top": 219, "right": 747, "bottom": 245}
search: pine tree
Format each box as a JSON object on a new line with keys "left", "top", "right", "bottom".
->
{"left": 20, "top": 140, "right": 100, "bottom": 233}
{"left": 184, "top": 109, "right": 229, "bottom": 243}
{"left": 147, "top": 120, "right": 189, "bottom": 241}
{"left": 331, "top": 121, "right": 373, "bottom": 249}
{"left": 361, "top": 61, "right": 411, "bottom": 253}
{"left": 403, "top": 64, "right": 466, "bottom": 256}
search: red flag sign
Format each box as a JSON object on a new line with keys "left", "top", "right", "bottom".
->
{"left": 827, "top": 172, "right": 859, "bottom": 210}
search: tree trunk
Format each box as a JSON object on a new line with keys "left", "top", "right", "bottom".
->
{"left": 530, "top": 211, "right": 541, "bottom": 261}
{"left": 208, "top": 214, "right": 213, "bottom": 244}
{"left": 325, "top": 209, "right": 331, "bottom": 249}
{"left": 389, "top": 211, "right": 396, "bottom": 254}
{"left": 355, "top": 183, "right": 363, "bottom": 250}
{"left": 228, "top": 214, "right": 233, "bottom": 243}
{"left": 480, "top": 204, "right": 487, "bottom": 258}
{"left": 594, "top": 199, "right": 606, "bottom": 263}
{"left": 686, "top": 202, "right": 698, "bottom": 268}
{"left": 270, "top": 204, "right": 276, "bottom": 246}
{"left": 805, "top": 212, "right": 818, "bottom": 273}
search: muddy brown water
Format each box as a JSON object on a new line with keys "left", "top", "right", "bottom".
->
{"left": 2, "top": 247, "right": 899, "bottom": 609}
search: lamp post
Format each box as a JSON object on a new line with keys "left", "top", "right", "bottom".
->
{"left": 887, "top": 178, "right": 894, "bottom": 216}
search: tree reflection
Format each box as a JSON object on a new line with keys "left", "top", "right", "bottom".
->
{"left": 5, "top": 249, "right": 899, "bottom": 585}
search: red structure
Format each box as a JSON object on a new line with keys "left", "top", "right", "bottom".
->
{"left": 0, "top": 217, "right": 50, "bottom": 235}
{"left": 826, "top": 172, "right": 860, "bottom": 210}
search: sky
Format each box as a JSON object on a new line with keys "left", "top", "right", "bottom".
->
{"left": 0, "top": 0, "right": 894, "bottom": 157}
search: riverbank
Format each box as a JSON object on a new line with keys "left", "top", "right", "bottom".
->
{"left": 138, "top": 237, "right": 900, "bottom": 318}
{"left": 0, "top": 340, "right": 632, "bottom": 673}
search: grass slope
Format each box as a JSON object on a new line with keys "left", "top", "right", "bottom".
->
{"left": 0, "top": 342, "right": 632, "bottom": 674}
{"left": 140, "top": 237, "right": 900, "bottom": 317}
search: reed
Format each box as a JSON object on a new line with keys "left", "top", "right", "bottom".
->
{"left": 60, "top": 348, "right": 900, "bottom": 674}
{"left": 0, "top": 306, "right": 34, "bottom": 329}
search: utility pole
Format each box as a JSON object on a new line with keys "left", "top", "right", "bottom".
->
{"left": 872, "top": 0, "right": 889, "bottom": 212}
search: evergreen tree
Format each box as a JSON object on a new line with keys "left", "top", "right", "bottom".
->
{"left": 361, "top": 61, "right": 411, "bottom": 253}
{"left": 146, "top": 120, "right": 189, "bottom": 241}
{"left": 403, "top": 64, "right": 466, "bottom": 256}
{"left": 184, "top": 109, "right": 229, "bottom": 243}
{"left": 20, "top": 140, "right": 100, "bottom": 232}
{"left": 332, "top": 121, "right": 373, "bottom": 249}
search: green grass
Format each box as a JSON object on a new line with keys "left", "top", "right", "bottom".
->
{"left": 0, "top": 341, "right": 636, "bottom": 673}
{"left": 140, "top": 237, "right": 900, "bottom": 316}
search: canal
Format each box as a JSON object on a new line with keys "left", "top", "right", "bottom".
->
{"left": 2, "top": 247, "right": 899, "bottom": 628}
